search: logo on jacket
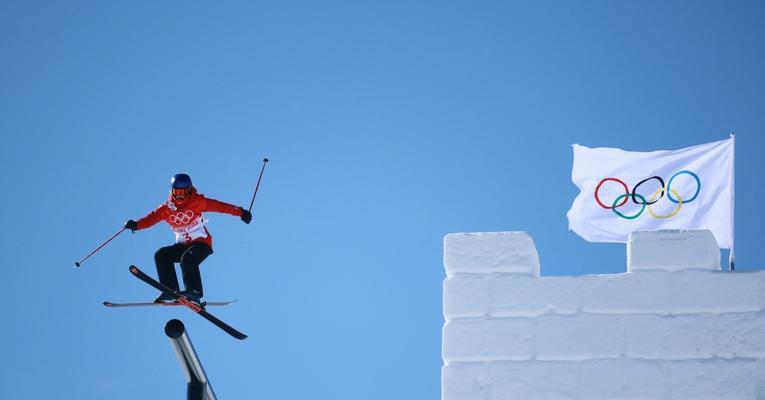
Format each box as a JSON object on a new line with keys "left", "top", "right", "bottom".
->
{"left": 169, "top": 210, "right": 194, "bottom": 225}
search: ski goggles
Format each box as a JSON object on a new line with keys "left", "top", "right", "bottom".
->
{"left": 171, "top": 187, "right": 192, "bottom": 199}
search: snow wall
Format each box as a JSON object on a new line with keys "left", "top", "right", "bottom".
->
{"left": 442, "top": 230, "right": 765, "bottom": 399}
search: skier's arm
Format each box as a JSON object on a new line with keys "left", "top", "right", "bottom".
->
{"left": 135, "top": 203, "right": 170, "bottom": 230}
{"left": 202, "top": 196, "right": 252, "bottom": 224}
{"left": 202, "top": 196, "right": 244, "bottom": 216}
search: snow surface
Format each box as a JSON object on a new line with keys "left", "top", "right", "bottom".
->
{"left": 442, "top": 230, "right": 765, "bottom": 399}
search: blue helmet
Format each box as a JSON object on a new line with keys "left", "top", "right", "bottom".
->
{"left": 171, "top": 173, "right": 192, "bottom": 189}
{"left": 170, "top": 173, "right": 193, "bottom": 200}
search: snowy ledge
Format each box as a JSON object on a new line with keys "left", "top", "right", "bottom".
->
{"left": 442, "top": 230, "right": 765, "bottom": 400}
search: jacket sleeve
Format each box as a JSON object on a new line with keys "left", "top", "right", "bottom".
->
{"left": 136, "top": 203, "right": 169, "bottom": 230}
{"left": 202, "top": 195, "right": 244, "bottom": 216}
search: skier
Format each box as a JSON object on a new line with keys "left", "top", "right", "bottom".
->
{"left": 123, "top": 173, "right": 252, "bottom": 305}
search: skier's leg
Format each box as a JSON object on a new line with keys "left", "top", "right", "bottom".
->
{"left": 154, "top": 244, "right": 186, "bottom": 292}
{"left": 179, "top": 242, "right": 213, "bottom": 298}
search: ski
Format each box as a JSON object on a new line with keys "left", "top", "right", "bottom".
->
{"left": 103, "top": 300, "right": 236, "bottom": 308}
{"left": 127, "top": 265, "right": 248, "bottom": 340}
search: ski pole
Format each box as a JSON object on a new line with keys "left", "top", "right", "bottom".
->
{"left": 247, "top": 158, "right": 269, "bottom": 213}
{"left": 75, "top": 227, "right": 127, "bottom": 267}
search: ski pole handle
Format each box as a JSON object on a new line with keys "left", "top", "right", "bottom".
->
{"left": 248, "top": 158, "right": 269, "bottom": 213}
{"left": 75, "top": 227, "right": 127, "bottom": 267}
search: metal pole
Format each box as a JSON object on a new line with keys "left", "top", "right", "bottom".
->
{"left": 165, "top": 319, "right": 217, "bottom": 400}
{"left": 248, "top": 158, "right": 269, "bottom": 213}
{"left": 730, "top": 132, "right": 736, "bottom": 271}
{"left": 75, "top": 227, "right": 127, "bottom": 267}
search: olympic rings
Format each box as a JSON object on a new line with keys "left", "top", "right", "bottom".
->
{"left": 594, "top": 171, "right": 700, "bottom": 220}
{"left": 170, "top": 210, "right": 194, "bottom": 225}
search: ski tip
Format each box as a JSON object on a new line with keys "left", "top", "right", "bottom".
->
{"left": 129, "top": 265, "right": 139, "bottom": 274}
{"left": 103, "top": 301, "right": 114, "bottom": 307}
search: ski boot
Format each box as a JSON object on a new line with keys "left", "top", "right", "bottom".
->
{"left": 154, "top": 291, "right": 176, "bottom": 304}
{"left": 179, "top": 289, "right": 205, "bottom": 308}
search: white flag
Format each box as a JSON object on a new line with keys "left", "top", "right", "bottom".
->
{"left": 567, "top": 136, "right": 734, "bottom": 248}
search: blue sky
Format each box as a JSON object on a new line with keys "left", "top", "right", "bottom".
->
{"left": 1, "top": 1, "right": 764, "bottom": 399}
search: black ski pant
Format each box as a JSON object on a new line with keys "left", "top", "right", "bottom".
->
{"left": 154, "top": 242, "right": 213, "bottom": 296}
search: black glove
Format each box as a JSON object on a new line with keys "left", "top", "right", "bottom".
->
{"left": 240, "top": 209, "right": 252, "bottom": 224}
{"left": 124, "top": 219, "right": 138, "bottom": 232}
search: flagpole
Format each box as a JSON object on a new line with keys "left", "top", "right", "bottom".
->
{"left": 730, "top": 132, "right": 736, "bottom": 271}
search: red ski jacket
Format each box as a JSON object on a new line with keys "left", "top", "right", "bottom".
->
{"left": 135, "top": 190, "right": 243, "bottom": 248}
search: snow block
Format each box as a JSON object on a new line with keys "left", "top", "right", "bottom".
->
{"left": 623, "top": 314, "right": 716, "bottom": 359}
{"left": 670, "top": 270, "right": 765, "bottom": 314}
{"left": 444, "top": 232, "right": 540, "bottom": 277}
{"left": 665, "top": 359, "right": 765, "bottom": 399}
{"left": 536, "top": 314, "right": 623, "bottom": 360}
{"left": 489, "top": 361, "right": 579, "bottom": 400}
{"left": 579, "top": 359, "right": 668, "bottom": 399}
{"left": 627, "top": 229, "right": 721, "bottom": 272}
{"left": 579, "top": 271, "right": 672, "bottom": 314}
{"left": 491, "top": 275, "right": 579, "bottom": 317}
{"left": 442, "top": 318, "right": 534, "bottom": 362}
{"left": 441, "top": 362, "right": 489, "bottom": 400}
{"left": 443, "top": 275, "right": 490, "bottom": 320}
{"left": 714, "top": 312, "right": 765, "bottom": 359}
